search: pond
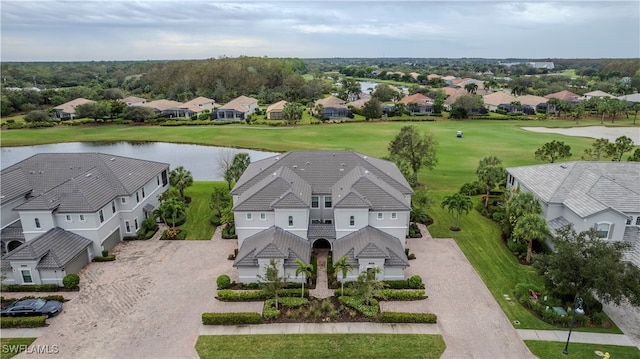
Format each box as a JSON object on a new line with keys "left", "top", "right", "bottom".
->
{"left": 0, "top": 142, "right": 279, "bottom": 181}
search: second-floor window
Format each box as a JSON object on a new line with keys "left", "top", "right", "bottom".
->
{"left": 377, "top": 213, "right": 383, "bottom": 220}
{"left": 349, "top": 216, "right": 355, "bottom": 227}
{"left": 65, "top": 215, "right": 72, "bottom": 222}
{"left": 80, "top": 215, "right": 85, "bottom": 221}
{"left": 627, "top": 218, "right": 632, "bottom": 225}
{"left": 637, "top": 217, "right": 640, "bottom": 226}
{"left": 596, "top": 222, "right": 611, "bottom": 239}
{"left": 391, "top": 212, "right": 397, "bottom": 220}
{"left": 136, "top": 192, "right": 140, "bottom": 203}
{"left": 99, "top": 210, "right": 104, "bottom": 223}
{"left": 324, "top": 196, "right": 332, "bottom": 208}
{"left": 121, "top": 197, "right": 126, "bottom": 204}
{"left": 260, "top": 213, "right": 266, "bottom": 220}
{"left": 311, "top": 196, "right": 319, "bottom": 208}
{"left": 288, "top": 216, "right": 294, "bottom": 227}
{"left": 142, "top": 187, "right": 146, "bottom": 198}
{"left": 246, "top": 213, "right": 252, "bottom": 221}
{"left": 35, "top": 218, "right": 41, "bottom": 229}
{"left": 111, "top": 201, "right": 116, "bottom": 214}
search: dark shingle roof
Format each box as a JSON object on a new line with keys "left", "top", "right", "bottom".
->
{"left": 233, "top": 226, "right": 311, "bottom": 267}
{"left": 1, "top": 220, "right": 25, "bottom": 242}
{"left": 2, "top": 228, "right": 91, "bottom": 269}
{"left": 2, "top": 153, "right": 169, "bottom": 212}
{"left": 333, "top": 226, "right": 409, "bottom": 267}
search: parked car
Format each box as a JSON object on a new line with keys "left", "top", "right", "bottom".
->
{"left": 0, "top": 298, "right": 63, "bottom": 318}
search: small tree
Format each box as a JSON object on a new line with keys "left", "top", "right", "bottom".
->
{"left": 217, "top": 149, "right": 236, "bottom": 190}
{"left": 582, "top": 138, "right": 610, "bottom": 161}
{"left": 123, "top": 106, "right": 156, "bottom": 123}
{"left": 24, "top": 110, "right": 52, "bottom": 122}
{"left": 282, "top": 102, "right": 304, "bottom": 125}
{"left": 294, "top": 259, "right": 313, "bottom": 298}
{"left": 388, "top": 126, "right": 438, "bottom": 186}
{"left": 628, "top": 148, "right": 640, "bottom": 162}
{"left": 353, "top": 267, "right": 386, "bottom": 305}
{"left": 476, "top": 156, "right": 504, "bottom": 208}
{"left": 210, "top": 187, "right": 231, "bottom": 217}
{"left": 257, "top": 259, "right": 288, "bottom": 309}
{"left": 169, "top": 166, "right": 193, "bottom": 200}
{"left": 153, "top": 198, "right": 186, "bottom": 229}
{"left": 362, "top": 97, "right": 382, "bottom": 120}
{"left": 606, "top": 135, "right": 634, "bottom": 161}
{"left": 62, "top": 273, "right": 80, "bottom": 289}
{"left": 503, "top": 191, "right": 542, "bottom": 238}
{"left": 512, "top": 213, "right": 549, "bottom": 263}
{"left": 440, "top": 193, "right": 473, "bottom": 231}
{"left": 534, "top": 140, "right": 572, "bottom": 163}
{"left": 333, "top": 255, "right": 354, "bottom": 295}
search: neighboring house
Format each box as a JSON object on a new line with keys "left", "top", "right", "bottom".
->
{"left": 441, "top": 87, "right": 469, "bottom": 110}
{"left": 398, "top": 93, "right": 433, "bottom": 115}
{"left": 1, "top": 153, "right": 170, "bottom": 285}
{"left": 231, "top": 151, "right": 413, "bottom": 283}
{"left": 442, "top": 75, "right": 458, "bottom": 86}
{"left": 544, "top": 90, "right": 581, "bottom": 104}
{"left": 314, "top": 96, "right": 352, "bottom": 119}
{"left": 618, "top": 93, "right": 640, "bottom": 103}
{"left": 346, "top": 94, "right": 372, "bottom": 110}
{"left": 583, "top": 90, "right": 616, "bottom": 100}
{"left": 517, "top": 95, "right": 548, "bottom": 110}
{"left": 119, "top": 96, "right": 147, "bottom": 106}
{"left": 497, "top": 103, "right": 535, "bottom": 115}
{"left": 506, "top": 162, "right": 640, "bottom": 267}
{"left": 266, "top": 100, "right": 287, "bottom": 120}
{"left": 144, "top": 99, "right": 183, "bottom": 113}
{"left": 451, "top": 78, "right": 484, "bottom": 89}
{"left": 148, "top": 97, "right": 216, "bottom": 119}
{"left": 53, "top": 98, "right": 95, "bottom": 119}
{"left": 483, "top": 92, "right": 517, "bottom": 111}
{"left": 212, "top": 96, "right": 259, "bottom": 122}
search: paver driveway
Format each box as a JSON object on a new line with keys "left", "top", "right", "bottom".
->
{"left": 20, "top": 228, "right": 260, "bottom": 359}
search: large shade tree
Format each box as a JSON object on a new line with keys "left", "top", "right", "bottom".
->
{"left": 476, "top": 156, "right": 504, "bottom": 208}
{"left": 534, "top": 226, "right": 640, "bottom": 306}
{"left": 388, "top": 125, "right": 438, "bottom": 187}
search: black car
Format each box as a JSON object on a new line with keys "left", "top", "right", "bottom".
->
{"left": 0, "top": 298, "right": 63, "bottom": 318}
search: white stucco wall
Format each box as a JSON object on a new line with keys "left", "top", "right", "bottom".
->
{"left": 274, "top": 208, "right": 309, "bottom": 239}
{"left": 19, "top": 211, "right": 53, "bottom": 241}
{"left": 1, "top": 198, "right": 24, "bottom": 228}
{"left": 334, "top": 208, "right": 368, "bottom": 239}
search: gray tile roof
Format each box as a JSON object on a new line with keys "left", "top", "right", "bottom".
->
{"left": 333, "top": 226, "right": 409, "bottom": 268}
{"left": 547, "top": 216, "right": 571, "bottom": 236}
{"left": 308, "top": 223, "right": 336, "bottom": 239}
{"left": 1, "top": 220, "right": 25, "bottom": 242}
{"left": 507, "top": 162, "right": 640, "bottom": 218}
{"left": 1, "top": 228, "right": 91, "bottom": 269}
{"left": 232, "top": 151, "right": 412, "bottom": 212}
{"left": 2, "top": 153, "right": 169, "bottom": 213}
{"left": 233, "top": 226, "right": 311, "bottom": 267}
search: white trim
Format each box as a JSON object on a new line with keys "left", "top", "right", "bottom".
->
{"left": 20, "top": 269, "right": 34, "bottom": 284}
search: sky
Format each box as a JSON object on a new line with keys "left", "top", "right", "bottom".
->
{"left": 1, "top": 1, "right": 639, "bottom": 62}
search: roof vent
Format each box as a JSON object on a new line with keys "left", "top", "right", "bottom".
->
{"left": 364, "top": 156, "right": 368, "bottom": 159}
{"left": 365, "top": 170, "right": 369, "bottom": 174}
{"left": 560, "top": 164, "right": 568, "bottom": 169}
{"left": 306, "top": 161, "right": 310, "bottom": 165}
{"left": 110, "top": 157, "right": 115, "bottom": 161}
{"left": 341, "top": 163, "right": 345, "bottom": 166}
{"left": 39, "top": 171, "right": 44, "bottom": 174}
{"left": 273, "top": 172, "right": 277, "bottom": 176}
{"left": 276, "top": 156, "right": 280, "bottom": 160}
{"left": 293, "top": 165, "right": 298, "bottom": 169}
{"left": 340, "top": 168, "right": 344, "bottom": 172}
{"left": 30, "top": 171, "right": 35, "bottom": 174}
{"left": 86, "top": 173, "right": 92, "bottom": 177}
{"left": 333, "top": 153, "right": 336, "bottom": 156}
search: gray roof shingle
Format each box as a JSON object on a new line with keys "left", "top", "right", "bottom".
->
{"left": 333, "top": 226, "right": 409, "bottom": 267}
{"left": 2, "top": 153, "right": 169, "bottom": 213}
{"left": 2, "top": 228, "right": 91, "bottom": 269}
{"left": 233, "top": 226, "right": 311, "bottom": 267}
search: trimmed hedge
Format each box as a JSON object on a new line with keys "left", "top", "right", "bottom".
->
{"left": 217, "top": 289, "right": 309, "bottom": 301}
{"left": 93, "top": 255, "right": 116, "bottom": 262}
{"left": 276, "top": 297, "right": 309, "bottom": 308}
{"left": 1, "top": 284, "right": 60, "bottom": 292}
{"left": 1, "top": 315, "right": 47, "bottom": 328}
{"left": 202, "top": 312, "right": 262, "bottom": 325}
{"left": 338, "top": 296, "right": 379, "bottom": 318}
{"left": 380, "top": 289, "right": 426, "bottom": 301}
{"left": 1, "top": 295, "right": 66, "bottom": 305}
{"left": 380, "top": 312, "right": 437, "bottom": 323}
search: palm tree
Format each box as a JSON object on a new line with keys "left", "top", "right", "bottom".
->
{"left": 504, "top": 191, "right": 542, "bottom": 237}
{"left": 476, "top": 156, "right": 504, "bottom": 208}
{"left": 294, "top": 259, "right": 313, "bottom": 298}
{"left": 513, "top": 213, "right": 549, "bottom": 263}
{"left": 464, "top": 83, "right": 478, "bottom": 94}
{"left": 169, "top": 166, "right": 193, "bottom": 199}
{"left": 440, "top": 193, "right": 473, "bottom": 231}
{"left": 333, "top": 255, "right": 354, "bottom": 295}
{"left": 154, "top": 198, "right": 186, "bottom": 229}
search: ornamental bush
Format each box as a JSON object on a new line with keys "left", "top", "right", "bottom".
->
{"left": 201, "top": 312, "right": 262, "bottom": 325}
{"left": 62, "top": 274, "right": 80, "bottom": 289}
{"left": 380, "top": 312, "right": 437, "bottom": 323}
{"left": 380, "top": 289, "right": 426, "bottom": 301}
{"left": 408, "top": 275, "right": 424, "bottom": 289}
{"left": 216, "top": 275, "right": 232, "bottom": 290}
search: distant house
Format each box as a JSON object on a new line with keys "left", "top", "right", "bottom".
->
{"left": 517, "top": 95, "right": 548, "bottom": 112}
{"left": 583, "top": 91, "right": 616, "bottom": 100}
{"left": 119, "top": 96, "right": 147, "bottom": 106}
{"left": 398, "top": 93, "right": 433, "bottom": 115}
{"left": 451, "top": 78, "right": 484, "bottom": 90}
{"left": 483, "top": 92, "right": 517, "bottom": 111}
{"left": 441, "top": 75, "right": 458, "bottom": 85}
{"left": 441, "top": 88, "right": 469, "bottom": 110}
{"left": 314, "top": 96, "right": 352, "bottom": 119}
{"left": 618, "top": 93, "right": 640, "bottom": 103}
{"left": 266, "top": 100, "right": 287, "bottom": 120}
{"left": 231, "top": 151, "right": 413, "bottom": 283}
{"left": 161, "top": 97, "right": 215, "bottom": 119}
{"left": 544, "top": 90, "right": 581, "bottom": 104}
{"left": 527, "top": 62, "right": 555, "bottom": 70}
{"left": 144, "top": 100, "right": 183, "bottom": 113}
{"left": 497, "top": 103, "right": 535, "bottom": 115}
{"left": 53, "top": 98, "right": 95, "bottom": 119}
{"left": 212, "top": 96, "right": 259, "bottom": 122}
{"left": 1, "top": 153, "right": 170, "bottom": 285}
{"left": 506, "top": 162, "right": 640, "bottom": 267}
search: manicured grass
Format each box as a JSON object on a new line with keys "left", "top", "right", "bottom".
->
{"left": 525, "top": 340, "right": 640, "bottom": 359}
{"left": 0, "top": 338, "right": 36, "bottom": 359}
{"left": 561, "top": 69, "right": 578, "bottom": 78}
{"left": 195, "top": 334, "right": 446, "bottom": 359}
{"left": 0, "top": 115, "right": 25, "bottom": 125}
{"left": 179, "top": 181, "right": 220, "bottom": 240}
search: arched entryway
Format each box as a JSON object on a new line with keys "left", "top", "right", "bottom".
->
{"left": 7, "top": 240, "right": 23, "bottom": 253}
{"left": 312, "top": 238, "right": 332, "bottom": 249}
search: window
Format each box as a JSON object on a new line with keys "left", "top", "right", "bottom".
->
{"left": 324, "top": 196, "right": 332, "bottom": 208}
{"left": 21, "top": 270, "right": 33, "bottom": 284}
{"left": 391, "top": 212, "right": 397, "bottom": 220}
{"left": 65, "top": 215, "right": 72, "bottom": 222}
{"left": 79, "top": 215, "right": 85, "bottom": 221}
{"left": 377, "top": 213, "right": 383, "bottom": 220}
{"left": 125, "top": 221, "right": 131, "bottom": 233}
{"left": 99, "top": 210, "right": 104, "bottom": 223}
{"left": 34, "top": 218, "right": 41, "bottom": 229}
{"left": 637, "top": 217, "right": 640, "bottom": 226}
{"left": 136, "top": 192, "right": 140, "bottom": 203}
{"left": 134, "top": 218, "right": 139, "bottom": 230}
{"left": 246, "top": 213, "right": 252, "bottom": 221}
{"left": 121, "top": 197, "right": 126, "bottom": 204}
{"left": 349, "top": 216, "right": 355, "bottom": 227}
{"left": 596, "top": 223, "right": 611, "bottom": 238}
{"left": 311, "top": 196, "right": 319, "bottom": 208}
{"left": 157, "top": 176, "right": 160, "bottom": 186}
{"left": 288, "top": 216, "right": 294, "bottom": 227}
{"left": 161, "top": 170, "right": 168, "bottom": 186}
{"left": 111, "top": 201, "right": 116, "bottom": 214}
{"left": 627, "top": 218, "right": 632, "bottom": 225}
{"left": 142, "top": 187, "right": 146, "bottom": 198}
{"left": 260, "top": 213, "right": 266, "bottom": 220}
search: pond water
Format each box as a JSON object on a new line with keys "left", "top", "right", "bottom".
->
{"left": 359, "top": 81, "right": 379, "bottom": 94}
{"left": 0, "top": 142, "right": 278, "bottom": 181}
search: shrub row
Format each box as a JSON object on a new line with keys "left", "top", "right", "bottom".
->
{"left": 1, "top": 284, "right": 60, "bottom": 292}
{"left": 0, "top": 315, "right": 47, "bottom": 328}
{"left": 338, "top": 296, "right": 379, "bottom": 318}
{"left": 262, "top": 297, "right": 309, "bottom": 320}
{"left": 379, "top": 312, "right": 437, "bottom": 323}
{"left": 217, "top": 289, "right": 309, "bottom": 301}
{"left": 380, "top": 289, "right": 426, "bottom": 301}
{"left": 92, "top": 255, "right": 116, "bottom": 262}
{"left": 1, "top": 295, "right": 66, "bottom": 305}
{"left": 159, "top": 120, "right": 214, "bottom": 126}
{"left": 202, "top": 312, "right": 262, "bottom": 325}
{"left": 383, "top": 275, "right": 423, "bottom": 289}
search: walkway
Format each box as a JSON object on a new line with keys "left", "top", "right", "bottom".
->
{"left": 518, "top": 329, "right": 636, "bottom": 346}
{"left": 309, "top": 249, "right": 332, "bottom": 298}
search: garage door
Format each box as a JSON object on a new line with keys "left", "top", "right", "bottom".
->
{"left": 102, "top": 228, "right": 121, "bottom": 252}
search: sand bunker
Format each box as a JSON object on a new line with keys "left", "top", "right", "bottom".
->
{"left": 521, "top": 126, "right": 639, "bottom": 143}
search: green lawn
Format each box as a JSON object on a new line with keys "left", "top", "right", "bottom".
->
{"left": 525, "top": 340, "right": 640, "bottom": 359}
{"left": 0, "top": 338, "right": 36, "bottom": 359}
{"left": 179, "top": 181, "right": 220, "bottom": 240}
{"left": 195, "top": 334, "right": 446, "bottom": 358}
{"left": 0, "top": 115, "right": 25, "bottom": 125}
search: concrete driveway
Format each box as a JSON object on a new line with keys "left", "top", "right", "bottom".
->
{"left": 20, "top": 228, "right": 257, "bottom": 359}
{"left": 382, "top": 226, "right": 535, "bottom": 358}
